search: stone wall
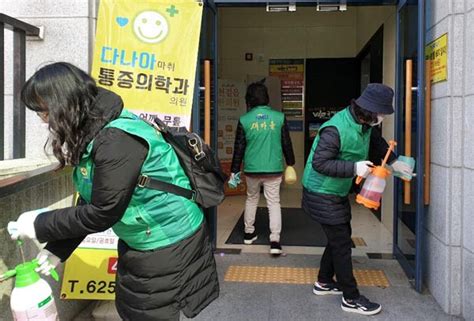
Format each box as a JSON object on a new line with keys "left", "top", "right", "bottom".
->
{"left": 424, "top": 1, "right": 474, "bottom": 319}
{"left": 0, "top": 166, "right": 91, "bottom": 320}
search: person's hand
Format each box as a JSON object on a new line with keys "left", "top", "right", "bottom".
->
{"left": 354, "top": 161, "right": 374, "bottom": 178}
{"left": 390, "top": 156, "right": 415, "bottom": 180}
{"left": 35, "top": 249, "right": 61, "bottom": 276}
{"left": 7, "top": 208, "right": 50, "bottom": 241}
{"left": 228, "top": 172, "right": 241, "bottom": 189}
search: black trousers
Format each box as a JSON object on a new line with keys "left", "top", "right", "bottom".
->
{"left": 318, "top": 222, "right": 360, "bottom": 299}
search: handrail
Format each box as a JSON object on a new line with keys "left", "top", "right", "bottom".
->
{"left": 0, "top": 14, "right": 40, "bottom": 36}
{"left": 0, "top": 14, "right": 40, "bottom": 160}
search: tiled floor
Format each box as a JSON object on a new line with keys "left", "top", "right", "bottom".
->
{"left": 216, "top": 187, "right": 394, "bottom": 256}
{"left": 76, "top": 187, "right": 458, "bottom": 321}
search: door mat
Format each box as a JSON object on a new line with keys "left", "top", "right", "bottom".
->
{"left": 225, "top": 207, "right": 355, "bottom": 248}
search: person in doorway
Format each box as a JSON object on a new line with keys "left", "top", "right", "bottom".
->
{"left": 229, "top": 80, "right": 295, "bottom": 255}
{"left": 301, "top": 83, "right": 413, "bottom": 316}
{"left": 7, "top": 62, "right": 219, "bottom": 321}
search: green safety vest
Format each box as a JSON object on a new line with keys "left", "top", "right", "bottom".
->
{"left": 72, "top": 110, "right": 203, "bottom": 251}
{"left": 302, "top": 107, "right": 371, "bottom": 197}
{"left": 239, "top": 105, "right": 285, "bottom": 173}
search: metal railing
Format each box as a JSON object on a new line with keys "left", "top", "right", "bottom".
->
{"left": 0, "top": 14, "right": 40, "bottom": 160}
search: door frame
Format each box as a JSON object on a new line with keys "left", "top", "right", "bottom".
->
{"left": 199, "top": 1, "right": 428, "bottom": 276}
{"left": 393, "top": 0, "right": 426, "bottom": 292}
{"left": 193, "top": 0, "right": 219, "bottom": 248}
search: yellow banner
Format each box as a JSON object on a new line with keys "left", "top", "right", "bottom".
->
{"left": 91, "top": 0, "right": 203, "bottom": 128}
{"left": 425, "top": 33, "right": 447, "bottom": 83}
{"left": 61, "top": 248, "right": 118, "bottom": 300}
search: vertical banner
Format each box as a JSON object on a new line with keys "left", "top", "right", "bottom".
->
{"left": 61, "top": 0, "right": 203, "bottom": 300}
{"left": 61, "top": 230, "right": 119, "bottom": 300}
{"left": 91, "top": 0, "right": 203, "bottom": 128}
{"left": 61, "top": 229, "right": 118, "bottom": 300}
{"left": 269, "top": 59, "right": 305, "bottom": 118}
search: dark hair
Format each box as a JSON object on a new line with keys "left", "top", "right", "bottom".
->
{"left": 245, "top": 82, "right": 269, "bottom": 108}
{"left": 21, "top": 62, "right": 99, "bottom": 169}
{"left": 351, "top": 99, "right": 378, "bottom": 124}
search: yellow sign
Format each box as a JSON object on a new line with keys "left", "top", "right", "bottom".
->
{"left": 91, "top": 0, "right": 203, "bottom": 128}
{"left": 425, "top": 33, "right": 447, "bottom": 83}
{"left": 61, "top": 248, "right": 118, "bottom": 300}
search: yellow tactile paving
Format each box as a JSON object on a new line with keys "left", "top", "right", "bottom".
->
{"left": 352, "top": 237, "right": 368, "bottom": 247}
{"left": 224, "top": 266, "right": 390, "bottom": 288}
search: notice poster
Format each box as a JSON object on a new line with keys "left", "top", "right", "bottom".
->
{"left": 217, "top": 79, "right": 246, "bottom": 161}
{"left": 269, "top": 59, "right": 304, "bottom": 118}
{"left": 217, "top": 79, "right": 247, "bottom": 195}
{"left": 91, "top": 0, "right": 203, "bottom": 128}
{"left": 425, "top": 33, "right": 447, "bottom": 83}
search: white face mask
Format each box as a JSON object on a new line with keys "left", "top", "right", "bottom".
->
{"left": 370, "top": 115, "right": 385, "bottom": 127}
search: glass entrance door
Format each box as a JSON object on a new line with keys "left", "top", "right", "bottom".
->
{"left": 393, "top": 0, "right": 426, "bottom": 292}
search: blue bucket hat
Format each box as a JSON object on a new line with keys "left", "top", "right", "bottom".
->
{"left": 355, "top": 83, "right": 394, "bottom": 115}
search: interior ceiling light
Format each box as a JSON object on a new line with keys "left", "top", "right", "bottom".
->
{"left": 266, "top": 2, "right": 296, "bottom": 12}
{"left": 316, "top": 0, "right": 347, "bottom": 12}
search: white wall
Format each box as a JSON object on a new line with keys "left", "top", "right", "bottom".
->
{"left": 0, "top": 0, "right": 97, "bottom": 161}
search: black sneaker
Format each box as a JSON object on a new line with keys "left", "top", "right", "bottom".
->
{"left": 270, "top": 241, "right": 282, "bottom": 255}
{"left": 244, "top": 232, "right": 257, "bottom": 245}
{"left": 313, "top": 281, "right": 343, "bottom": 296}
{"left": 341, "top": 295, "right": 382, "bottom": 316}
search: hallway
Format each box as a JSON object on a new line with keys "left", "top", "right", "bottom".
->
{"left": 216, "top": 188, "right": 394, "bottom": 257}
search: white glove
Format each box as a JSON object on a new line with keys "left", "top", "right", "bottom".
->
{"left": 354, "top": 161, "right": 374, "bottom": 178}
{"left": 7, "top": 208, "right": 50, "bottom": 241}
{"left": 390, "top": 159, "right": 413, "bottom": 177}
{"left": 35, "top": 249, "right": 61, "bottom": 276}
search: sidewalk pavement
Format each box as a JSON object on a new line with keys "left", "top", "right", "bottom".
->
{"left": 182, "top": 252, "right": 463, "bottom": 321}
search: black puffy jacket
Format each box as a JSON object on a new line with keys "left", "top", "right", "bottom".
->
{"left": 34, "top": 88, "right": 219, "bottom": 320}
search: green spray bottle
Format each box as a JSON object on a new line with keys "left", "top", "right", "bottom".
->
{"left": 0, "top": 242, "right": 59, "bottom": 320}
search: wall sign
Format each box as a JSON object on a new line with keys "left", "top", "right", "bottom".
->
{"left": 425, "top": 33, "right": 447, "bottom": 83}
{"left": 269, "top": 59, "right": 304, "bottom": 117}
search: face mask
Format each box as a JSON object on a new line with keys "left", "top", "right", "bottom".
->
{"left": 370, "top": 115, "right": 384, "bottom": 127}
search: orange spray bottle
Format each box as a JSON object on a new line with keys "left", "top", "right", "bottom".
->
{"left": 355, "top": 140, "right": 396, "bottom": 210}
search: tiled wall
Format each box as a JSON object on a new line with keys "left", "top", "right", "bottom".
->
{"left": 425, "top": 0, "right": 473, "bottom": 319}
{"left": 0, "top": 168, "right": 89, "bottom": 321}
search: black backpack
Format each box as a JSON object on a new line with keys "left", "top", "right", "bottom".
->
{"left": 136, "top": 117, "right": 227, "bottom": 208}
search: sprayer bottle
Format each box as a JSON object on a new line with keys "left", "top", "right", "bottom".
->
{"left": 356, "top": 166, "right": 390, "bottom": 210}
{"left": 355, "top": 140, "right": 396, "bottom": 210}
{"left": 1, "top": 260, "right": 59, "bottom": 320}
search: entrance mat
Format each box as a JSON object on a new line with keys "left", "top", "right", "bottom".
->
{"left": 224, "top": 265, "right": 390, "bottom": 288}
{"left": 225, "top": 207, "right": 354, "bottom": 247}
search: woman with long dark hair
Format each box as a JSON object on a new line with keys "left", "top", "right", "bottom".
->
{"left": 8, "top": 62, "right": 219, "bottom": 321}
